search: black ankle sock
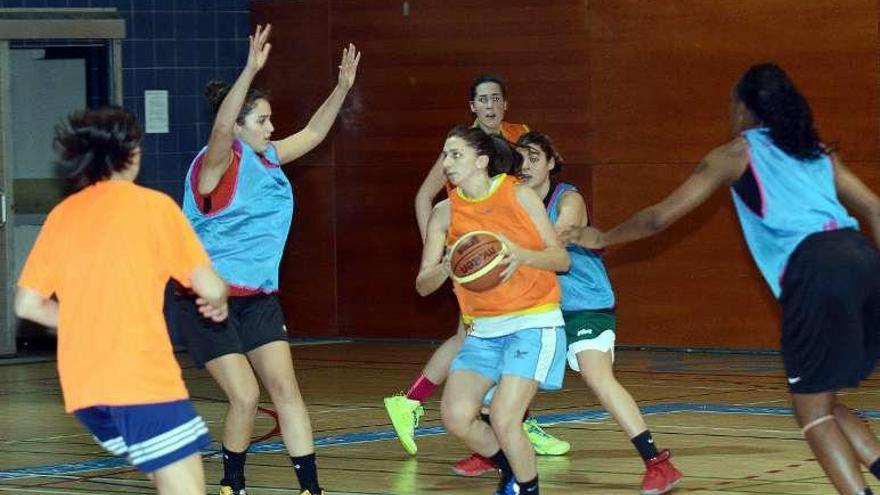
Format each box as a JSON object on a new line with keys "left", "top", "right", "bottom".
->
{"left": 871, "top": 457, "right": 880, "bottom": 481}
{"left": 221, "top": 445, "right": 247, "bottom": 489}
{"left": 518, "top": 476, "right": 539, "bottom": 494}
{"left": 490, "top": 450, "right": 513, "bottom": 482}
{"left": 290, "top": 452, "right": 321, "bottom": 493}
{"left": 631, "top": 430, "right": 659, "bottom": 461}
{"left": 291, "top": 453, "right": 321, "bottom": 493}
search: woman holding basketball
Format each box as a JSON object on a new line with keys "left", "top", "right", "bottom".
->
{"left": 385, "top": 75, "right": 570, "bottom": 475}
{"left": 562, "top": 64, "right": 880, "bottom": 495}
{"left": 417, "top": 125, "right": 569, "bottom": 495}
{"left": 177, "top": 24, "right": 360, "bottom": 495}
{"left": 516, "top": 131, "right": 682, "bottom": 495}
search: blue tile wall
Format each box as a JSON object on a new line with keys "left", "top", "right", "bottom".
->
{"left": 0, "top": 0, "right": 251, "bottom": 203}
{"left": 2, "top": 0, "right": 250, "bottom": 344}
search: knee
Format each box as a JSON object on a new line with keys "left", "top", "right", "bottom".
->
{"left": 228, "top": 385, "right": 260, "bottom": 415}
{"left": 792, "top": 395, "right": 835, "bottom": 429}
{"left": 581, "top": 368, "right": 616, "bottom": 391}
{"left": 264, "top": 377, "right": 302, "bottom": 404}
{"left": 442, "top": 402, "right": 476, "bottom": 438}
{"left": 832, "top": 403, "right": 852, "bottom": 420}
{"left": 489, "top": 409, "right": 520, "bottom": 441}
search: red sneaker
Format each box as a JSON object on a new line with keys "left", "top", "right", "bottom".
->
{"left": 452, "top": 453, "right": 497, "bottom": 477}
{"left": 640, "top": 449, "right": 682, "bottom": 495}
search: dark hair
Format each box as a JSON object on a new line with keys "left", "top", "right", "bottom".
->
{"left": 54, "top": 106, "right": 142, "bottom": 189}
{"left": 735, "top": 64, "right": 824, "bottom": 161}
{"left": 469, "top": 74, "right": 507, "bottom": 101}
{"left": 446, "top": 125, "right": 522, "bottom": 177}
{"left": 205, "top": 80, "right": 270, "bottom": 124}
{"left": 517, "top": 131, "right": 565, "bottom": 176}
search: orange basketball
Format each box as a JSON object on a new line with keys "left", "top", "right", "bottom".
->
{"left": 449, "top": 231, "right": 507, "bottom": 292}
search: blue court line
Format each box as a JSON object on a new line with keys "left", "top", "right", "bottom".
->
{"left": 2, "top": 402, "right": 879, "bottom": 481}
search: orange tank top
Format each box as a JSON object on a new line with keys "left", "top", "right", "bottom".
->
{"left": 500, "top": 122, "right": 529, "bottom": 142}
{"left": 448, "top": 174, "right": 561, "bottom": 319}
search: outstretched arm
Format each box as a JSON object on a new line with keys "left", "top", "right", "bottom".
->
{"left": 561, "top": 140, "right": 748, "bottom": 249}
{"left": 200, "top": 24, "right": 272, "bottom": 195}
{"left": 833, "top": 153, "right": 880, "bottom": 248}
{"left": 274, "top": 44, "right": 361, "bottom": 165}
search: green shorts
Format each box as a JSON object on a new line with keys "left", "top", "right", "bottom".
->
{"left": 563, "top": 310, "right": 616, "bottom": 372}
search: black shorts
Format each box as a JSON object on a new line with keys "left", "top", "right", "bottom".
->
{"left": 780, "top": 228, "right": 880, "bottom": 394}
{"left": 177, "top": 293, "right": 289, "bottom": 368}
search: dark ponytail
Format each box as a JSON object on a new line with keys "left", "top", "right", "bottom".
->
{"left": 446, "top": 125, "right": 522, "bottom": 177}
{"left": 735, "top": 64, "right": 824, "bottom": 161}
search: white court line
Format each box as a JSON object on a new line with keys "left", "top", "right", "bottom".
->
{"left": 0, "top": 433, "right": 90, "bottom": 445}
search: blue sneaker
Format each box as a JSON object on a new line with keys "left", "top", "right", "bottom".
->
{"left": 493, "top": 477, "right": 518, "bottom": 495}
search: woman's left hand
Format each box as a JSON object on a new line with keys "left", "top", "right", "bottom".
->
{"left": 337, "top": 43, "right": 361, "bottom": 91}
{"left": 496, "top": 233, "right": 524, "bottom": 281}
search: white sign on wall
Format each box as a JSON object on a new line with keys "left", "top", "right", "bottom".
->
{"left": 144, "top": 90, "right": 169, "bottom": 134}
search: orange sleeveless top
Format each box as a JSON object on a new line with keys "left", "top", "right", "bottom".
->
{"left": 501, "top": 122, "right": 529, "bottom": 142}
{"left": 471, "top": 120, "right": 529, "bottom": 143}
{"left": 448, "top": 174, "right": 561, "bottom": 319}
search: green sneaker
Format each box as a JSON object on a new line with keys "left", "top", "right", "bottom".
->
{"left": 384, "top": 393, "right": 424, "bottom": 455}
{"left": 523, "top": 417, "right": 570, "bottom": 455}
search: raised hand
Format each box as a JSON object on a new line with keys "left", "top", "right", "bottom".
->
{"left": 246, "top": 24, "right": 272, "bottom": 74}
{"left": 337, "top": 43, "right": 361, "bottom": 91}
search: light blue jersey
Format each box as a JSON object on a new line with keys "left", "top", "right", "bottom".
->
{"left": 732, "top": 128, "right": 857, "bottom": 298}
{"left": 546, "top": 182, "right": 616, "bottom": 311}
{"left": 183, "top": 139, "right": 294, "bottom": 292}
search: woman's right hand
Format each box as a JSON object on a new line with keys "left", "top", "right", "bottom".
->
{"left": 246, "top": 24, "right": 272, "bottom": 74}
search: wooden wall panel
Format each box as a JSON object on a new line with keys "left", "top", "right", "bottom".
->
{"left": 254, "top": 0, "right": 880, "bottom": 347}
{"left": 279, "top": 166, "right": 338, "bottom": 337}
{"left": 255, "top": 0, "right": 592, "bottom": 338}
{"left": 335, "top": 165, "right": 457, "bottom": 339}
{"left": 587, "top": 0, "right": 879, "bottom": 164}
{"left": 587, "top": 0, "right": 879, "bottom": 348}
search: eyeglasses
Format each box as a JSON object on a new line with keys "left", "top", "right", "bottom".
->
{"left": 473, "top": 95, "right": 503, "bottom": 105}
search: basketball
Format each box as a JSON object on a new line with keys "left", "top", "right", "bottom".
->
{"left": 449, "top": 231, "right": 507, "bottom": 292}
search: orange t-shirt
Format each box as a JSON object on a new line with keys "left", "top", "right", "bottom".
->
{"left": 447, "top": 174, "right": 560, "bottom": 318}
{"left": 18, "top": 181, "right": 211, "bottom": 412}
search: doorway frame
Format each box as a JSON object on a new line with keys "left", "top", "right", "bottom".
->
{"left": 0, "top": 8, "right": 125, "bottom": 356}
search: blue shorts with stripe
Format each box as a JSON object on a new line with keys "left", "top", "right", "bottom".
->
{"left": 74, "top": 399, "right": 211, "bottom": 473}
{"left": 450, "top": 326, "right": 566, "bottom": 390}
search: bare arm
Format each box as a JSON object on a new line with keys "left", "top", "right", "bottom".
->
{"left": 561, "top": 140, "right": 748, "bottom": 249}
{"left": 199, "top": 24, "right": 272, "bottom": 195}
{"left": 190, "top": 265, "right": 228, "bottom": 306}
{"left": 500, "top": 185, "right": 570, "bottom": 277}
{"left": 554, "top": 190, "right": 588, "bottom": 231}
{"left": 415, "top": 201, "right": 451, "bottom": 296}
{"left": 15, "top": 287, "right": 58, "bottom": 329}
{"left": 833, "top": 153, "right": 880, "bottom": 248}
{"left": 274, "top": 44, "right": 361, "bottom": 165}
{"left": 415, "top": 153, "right": 447, "bottom": 241}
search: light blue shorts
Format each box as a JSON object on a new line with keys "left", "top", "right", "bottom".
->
{"left": 450, "top": 326, "right": 566, "bottom": 392}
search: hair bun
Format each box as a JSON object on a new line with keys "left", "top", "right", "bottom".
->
{"left": 204, "top": 80, "right": 232, "bottom": 113}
